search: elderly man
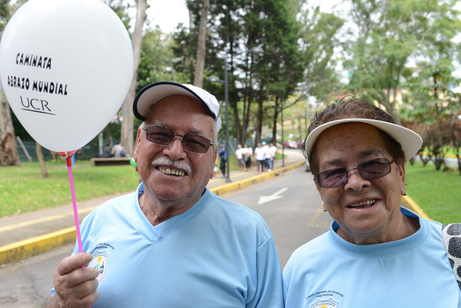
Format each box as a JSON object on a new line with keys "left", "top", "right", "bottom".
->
{"left": 47, "top": 82, "right": 283, "bottom": 307}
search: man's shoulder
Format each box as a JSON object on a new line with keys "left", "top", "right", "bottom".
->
{"left": 208, "top": 193, "right": 268, "bottom": 226}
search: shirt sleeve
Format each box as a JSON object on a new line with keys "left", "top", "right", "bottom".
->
{"left": 248, "top": 236, "right": 284, "bottom": 308}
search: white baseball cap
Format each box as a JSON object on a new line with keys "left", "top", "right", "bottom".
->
{"left": 133, "top": 81, "right": 221, "bottom": 131}
{"left": 303, "top": 118, "right": 423, "bottom": 163}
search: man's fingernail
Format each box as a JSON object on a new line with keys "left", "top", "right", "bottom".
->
{"left": 95, "top": 268, "right": 99, "bottom": 277}
{"left": 83, "top": 254, "right": 93, "bottom": 263}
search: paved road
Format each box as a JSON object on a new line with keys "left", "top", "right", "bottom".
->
{"left": 0, "top": 166, "right": 330, "bottom": 307}
{"left": 224, "top": 166, "right": 331, "bottom": 268}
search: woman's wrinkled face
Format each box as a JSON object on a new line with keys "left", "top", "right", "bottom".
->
{"left": 314, "top": 123, "right": 406, "bottom": 244}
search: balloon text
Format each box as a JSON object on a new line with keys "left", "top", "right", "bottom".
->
{"left": 16, "top": 53, "right": 52, "bottom": 69}
{"left": 7, "top": 76, "right": 68, "bottom": 95}
{"left": 7, "top": 76, "right": 30, "bottom": 90}
{"left": 19, "top": 96, "right": 55, "bottom": 115}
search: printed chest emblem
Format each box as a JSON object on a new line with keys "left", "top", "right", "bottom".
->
{"left": 309, "top": 297, "right": 340, "bottom": 308}
{"left": 89, "top": 248, "right": 111, "bottom": 282}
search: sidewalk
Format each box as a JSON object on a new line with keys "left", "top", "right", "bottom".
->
{"left": 0, "top": 149, "right": 306, "bottom": 265}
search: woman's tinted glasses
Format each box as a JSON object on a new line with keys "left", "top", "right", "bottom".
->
{"left": 142, "top": 125, "right": 214, "bottom": 153}
{"left": 315, "top": 158, "right": 395, "bottom": 188}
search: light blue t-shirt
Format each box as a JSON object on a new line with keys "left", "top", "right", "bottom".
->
{"left": 54, "top": 184, "right": 283, "bottom": 307}
{"left": 283, "top": 207, "right": 461, "bottom": 308}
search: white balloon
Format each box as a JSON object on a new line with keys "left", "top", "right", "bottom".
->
{"left": 0, "top": 0, "right": 134, "bottom": 153}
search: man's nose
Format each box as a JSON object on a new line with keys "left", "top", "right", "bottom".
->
{"left": 163, "top": 137, "right": 187, "bottom": 159}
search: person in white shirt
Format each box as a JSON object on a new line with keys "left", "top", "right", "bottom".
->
{"left": 254, "top": 143, "right": 265, "bottom": 173}
{"left": 244, "top": 144, "right": 253, "bottom": 171}
{"left": 235, "top": 144, "right": 245, "bottom": 170}
{"left": 262, "top": 142, "right": 271, "bottom": 171}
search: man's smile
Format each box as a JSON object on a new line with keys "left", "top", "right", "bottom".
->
{"left": 156, "top": 166, "right": 187, "bottom": 176}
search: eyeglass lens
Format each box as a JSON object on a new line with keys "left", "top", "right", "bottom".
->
{"left": 144, "top": 126, "right": 212, "bottom": 153}
{"left": 317, "top": 158, "right": 393, "bottom": 188}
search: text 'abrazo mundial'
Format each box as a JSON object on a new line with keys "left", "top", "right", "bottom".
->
{"left": 5, "top": 53, "right": 69, "bottom": 96}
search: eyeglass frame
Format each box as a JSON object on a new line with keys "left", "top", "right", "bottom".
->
{"left": 314, "top": 157, "right": 396, "bottom": 188}
{"left": 141, "top": 125, "right": 215, "bottom": 153}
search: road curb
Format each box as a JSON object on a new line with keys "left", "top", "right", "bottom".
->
{"left": 0, "top": 161, "right": 305, "bottom": 265}
{"left": 401, "top": 195, "right": 431, "bottom": 220}
{"left": 0, "top": 227, "right": 76, "bottom": 265}
{"left": 211, "top": 161, "right": 305, "bottom": 196}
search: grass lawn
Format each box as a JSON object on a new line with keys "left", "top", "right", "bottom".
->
{"left": 405, "top": 161, "right": 461, "bottom": 224}
{"left": 0, "top": 160, "right": 139, "bottom": 218}
{"left": 0, "top": 154, "right": 245, "bottom": 218}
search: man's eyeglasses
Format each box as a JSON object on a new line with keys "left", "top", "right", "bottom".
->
{"left": 315, "top": 158, "right": 395, "bottom": 188}
{"left": 142, "top": 125, "right": 214, "bottom": 153}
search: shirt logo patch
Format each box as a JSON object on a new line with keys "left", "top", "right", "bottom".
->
{"left": 309, "top": 297, "right": 340, "bottom": 308}
{"left": 89, "top": 248, "right": 111, "bottom": 282}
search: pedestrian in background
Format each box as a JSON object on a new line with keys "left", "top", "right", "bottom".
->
{"left": 254, "top": 143, "right": 265, "bottom": 173}
{"left": 103, "top": 143, "right": 113, "bottom": 158}
{"left": 244, "top": 144, "right": 253, "bottom": 171}
{"left": 262, "top": 142, "right": 271, "bottom": 172}
{"left": 235, "top": 144, "right": 245, "bottom": 170}
{"left": 112, "top": 140, "right": 126, "bottom": 158}
{"left": 219, "top": 142, "right": 227, "bottom": 177}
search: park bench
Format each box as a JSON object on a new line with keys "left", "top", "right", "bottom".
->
{"left": 90, "top": 157, "right": 131, "bottom": 167}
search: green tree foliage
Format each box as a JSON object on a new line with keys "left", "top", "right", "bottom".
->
{"left": 175, "top": 0, "right": 303, "bottom": 145}
{"left": 343, "top": 0, "right": 461, "bottom": 124}
{"left": 138, "top": 27, "right": 179, "bottom": 90}
{"left": 297, "top": 7, "right": 343, "bottom": 102}
{"left": 0, "top": 0, "right": 10, "bottom": 33}
{"left": 403, "top": 62, "right": 461, "bottom": 170}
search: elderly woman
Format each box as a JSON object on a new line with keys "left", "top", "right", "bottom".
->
{"left": 283, "top": 98, "right": 460, "bottom": 307}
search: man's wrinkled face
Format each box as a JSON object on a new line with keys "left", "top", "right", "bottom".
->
{"left": 134, "top": 95, "right": 217, "bottom": 205}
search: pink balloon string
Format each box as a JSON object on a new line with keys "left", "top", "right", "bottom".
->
{"left": 67, "top": 163, "right": 83, "bottom": 253}
{"left": 63, "top": 154, "right": 92, "bottom": 308}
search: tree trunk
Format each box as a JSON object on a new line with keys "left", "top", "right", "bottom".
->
{"left": 227, "top": 47, "right": 242, "bottom": 144}
{"left": 105, "top": 124, "right": 112, "bottom": 146}
{"left": 242, "top": 71, "right": 253, "bottom": 145}
{"left": 254, "top": 99, "right": 263, "bottom": 145}
{"left": 193, "top": 0, "right": 209, "bottom": 88}
{"left": 36, "top": 142, "right": 49, "bottom": 177}
{"left": 120, "top": 0, "right": 148, "bottom": 157}
{"left": 271, "top": 98, "right": 280, "bottom": 144}
{"left": 0, "top": 84, "right": 21, "bottom": 167}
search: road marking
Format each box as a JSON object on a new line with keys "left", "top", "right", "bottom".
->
{"left": 307, "top": 204, "right": 324, "bottom": 227}
{"left": 257, "top": 187, "right": 288, "bottom": 205}
{"left": 0, "top": 206, "right": 97, "bottom": 233}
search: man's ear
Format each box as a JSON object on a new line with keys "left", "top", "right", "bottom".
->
{"left": 133, "top": 127, "right": 143, "bottom": 161}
